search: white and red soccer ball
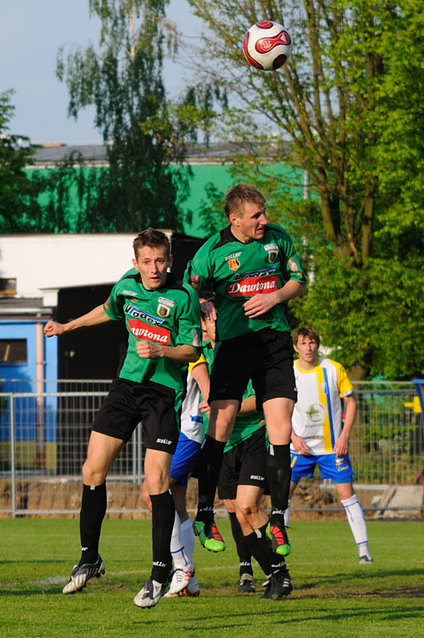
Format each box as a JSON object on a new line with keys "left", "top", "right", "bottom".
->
{"left": 243, "top": 21, "right": 292, "bottom": 71}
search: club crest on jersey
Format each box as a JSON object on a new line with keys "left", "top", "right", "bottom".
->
{"left": 157, "top": 303, "right": 170, "bottom": 318}
{"left": 264, "top": 242, "right": 278, "bottom": 263}
{"left": 305, "top": 403, "right": 326, "bottom": 422}
{"left": 228, "top": 257, "right": 240, "bottom": 271}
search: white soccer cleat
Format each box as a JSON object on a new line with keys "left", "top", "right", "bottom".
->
{"left": 134, "top": 578, "right": 169, "bottom": 609}
{"left": 164, "top": 568, "right": 191, "bottom": 596}
{"left": 185, "top": 572, "right": 200, "bottom": 597}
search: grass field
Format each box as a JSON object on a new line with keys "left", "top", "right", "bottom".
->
{"left": 0, "top": 518, "right": 423, "bottom": 638}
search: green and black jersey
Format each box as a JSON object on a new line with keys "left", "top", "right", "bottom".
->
{"left": 104, "top": 269, "right": 201, "bottom": 393}
{"left": 184, "top": 223, "right": 306, "bottom": 342}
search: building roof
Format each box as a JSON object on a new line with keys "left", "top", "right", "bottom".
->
{"left": 30, "top": 144, "right": 108, "bottom": 167}
{"left": 29, "top": 142, "right": 234, "bottom": 168}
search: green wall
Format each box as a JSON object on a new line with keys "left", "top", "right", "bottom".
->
{"left": 26, "top": 161, "right": 304, "bottom": 238}
{"left": 181, "top": 164, "right": 234, "bottom": 238}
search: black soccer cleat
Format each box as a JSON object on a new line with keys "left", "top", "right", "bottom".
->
{"left": 237, "top": 573, "right": 256, "bottom": 593}
{"left": 261, "top": 569, "right": 293, "bottom": 600}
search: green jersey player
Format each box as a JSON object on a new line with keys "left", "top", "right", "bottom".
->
{"left": 45, "top": 228, "right": 201, "bottom": 609}
{"left": 184, "top": 183, "right": 306, "bottom": 558}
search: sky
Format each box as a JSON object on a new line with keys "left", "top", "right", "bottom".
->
{"left": 0, "top": 0, "right": 201, "bottom": 146}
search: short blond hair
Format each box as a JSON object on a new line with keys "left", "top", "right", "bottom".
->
{"left": 224, "top": 183, "right": 266, "bottom": 218}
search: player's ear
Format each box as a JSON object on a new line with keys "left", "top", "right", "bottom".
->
{"left": 132, "top": 257, "right": 139, "bottom": 272}
{"left": 168, "top": 254, "right": 173, "bottom": 268}
{"left": 229, "top": 212, "right": 240, "bottom": 227}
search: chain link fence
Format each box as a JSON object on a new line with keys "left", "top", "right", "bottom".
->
{"left": 0, "top": 381, "right": 423, "bottom": 517}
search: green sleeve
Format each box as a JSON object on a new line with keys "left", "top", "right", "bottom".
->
{"left": 174, "top": 283, "right": 202, "bottom": 351}
{"left": 183, "top": 235, "right": 216, "bottom": 292}
{"left": 278, "top": 231, "right": 307, "bottom": 285}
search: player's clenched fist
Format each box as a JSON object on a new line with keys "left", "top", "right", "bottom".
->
{"left": 136, "top": 339, "right": 163, "bottom": 359}
{"left": 44, "top": 320, "right": 65, "bottom": 337}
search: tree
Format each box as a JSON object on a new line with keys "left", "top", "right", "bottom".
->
{"left": 0, "top": 90, "right": 41, "bottom": 233}
{"left": 56, "top": 0, "right": 193, "bottom": 232}
{"left": 185, "top": 0, "right": 424, "bottom": 379}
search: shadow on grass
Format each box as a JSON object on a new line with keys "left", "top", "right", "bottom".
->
{"left": 129, "top": 604, "right": 424, "bottom": 632}
{"left": 299, "top": 566, "right": 424, "bottom": 590}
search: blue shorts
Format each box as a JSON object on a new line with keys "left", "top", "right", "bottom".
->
{"left": 170, "top": 431, "right": 201, "bottom": 487}
{"left": 290, "top": 451, "right": 354, "bottom": 484}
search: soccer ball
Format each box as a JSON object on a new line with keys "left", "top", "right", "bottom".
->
{"left": 243, "top": 21, "right": 292, "bottom": 71}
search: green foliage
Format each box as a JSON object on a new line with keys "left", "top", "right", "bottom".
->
{"left": 293, "top": 252, "right": 424, "bottom": 378}
{"left": 372, "top": 0, "right": 424, "bottom": 238}
{"left": 55, "top": 0, "right": 193, "bottom": 231}
{"left": 0, "top": 90, "right": 42, "bottom": 232}
{"left": 187, "top": 0, "right": 424, "bottom": 378}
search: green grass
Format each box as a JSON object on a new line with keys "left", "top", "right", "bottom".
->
{"left": 0, "top": 518, "right": 423, "bottom": 637}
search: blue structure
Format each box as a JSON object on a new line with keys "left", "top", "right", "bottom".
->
{"left": 0, "top": 318, "right": 57, "bottom": 467}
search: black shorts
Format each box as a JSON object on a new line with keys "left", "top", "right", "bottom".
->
{"left": 217, "top": 427, "right": 268, "bottom": 500}
{"left": 209, "top": 329, "right": 297, "bottom": 409}
{"left": 92, "top": 377, "right": 179, "bottom": 453}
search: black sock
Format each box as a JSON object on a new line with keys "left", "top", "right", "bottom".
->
{"left": 79, "top": 482, "right": 107, "bottom": 565}
{"left": 229, "top": 512, "right": 253, "bottom": 577}
{"left": 196, "top": 435, "right": 226, "bottom": 521}
{"left": 150, "top": 491, "right": 174, "bottom": 583}
{"left": 266, "top": 444, "right": 291, "bottom": 524}
{"left": 245, "top": 523, "right": 287, "bottom": 577}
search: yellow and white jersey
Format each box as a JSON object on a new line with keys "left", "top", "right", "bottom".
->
{"left": 292, "top": 358, "right": 353, "bottom": 455}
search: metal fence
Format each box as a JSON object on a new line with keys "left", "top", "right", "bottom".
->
{"left": 0, "top": 381, "right": 423, "bottom": 517}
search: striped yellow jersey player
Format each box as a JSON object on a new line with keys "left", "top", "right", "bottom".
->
{"left": 292, "top": 356, "right": 353, "bottom": 455}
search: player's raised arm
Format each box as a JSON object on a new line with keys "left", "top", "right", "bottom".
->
{"left": 44, "top": 304, "right": 111, "bottom": 338}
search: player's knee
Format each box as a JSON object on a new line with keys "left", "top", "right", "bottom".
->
{"left": 238, "top": 502, "right": 258, "bottom": 519}
{"left": 145, "top": 468, "right": 170, "bottom": 494}
{"left": 82, "top": 459, "right": 107, "bottom": 485}
{"left": 224, "top": 498, "right": 235, "bottom": 514}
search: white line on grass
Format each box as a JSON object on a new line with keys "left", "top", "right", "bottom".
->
{"left": 31, "top": 564, "right": 240, "bottom": 587}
